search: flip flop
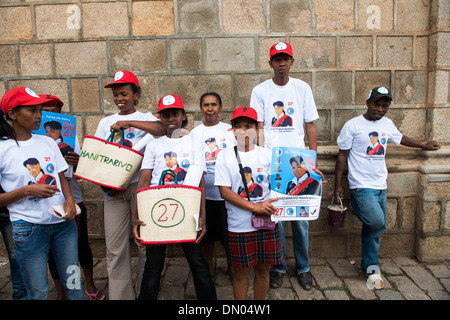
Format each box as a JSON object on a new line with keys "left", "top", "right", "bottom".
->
{"left": 85, "top": 289, "right": 105, "bottom": 300}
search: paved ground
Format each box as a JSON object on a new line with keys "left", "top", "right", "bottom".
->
{"left": 0, "top": 255, "right": 449, "bottom": 300}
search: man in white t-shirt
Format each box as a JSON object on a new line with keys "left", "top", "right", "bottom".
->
{"left": 334, "top": 87, "right": 440, "bottom": 289}
{"left": 250, "top": 42, "right": 319, "bottom": 290}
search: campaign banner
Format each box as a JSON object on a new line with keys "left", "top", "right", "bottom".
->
{"left": 270, "top": 147, "right": 322, "bottom": 221}
{"left": 33, "top": 111, "right": 77, "bottom": 177}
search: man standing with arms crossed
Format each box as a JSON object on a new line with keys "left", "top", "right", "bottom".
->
{"left": 250, "top": 42, "right": 319, "bottom": 290}
{"left": 334, "top": 87, "right": 440, "bottom": 288}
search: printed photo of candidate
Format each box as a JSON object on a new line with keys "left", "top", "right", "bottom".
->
{"left": 237, "top": 166, "right": 263, "bottom": 199}
{"left": 271, "top": 101, "right": 292, "bottom": 127}
{"left": 44, "top": 120, "right": 74, "bottom": 157}
{"left": 366, "top": 131, "right": 385, "bottom": 156}
{"left": 285, "top": 155, "right": 321, "bottom": 196}
{"left": 204, "top": 137, "right": 222, "bottom": 162}
{"left": 164, "top": 151, "right": 186, "bottom": 182}
{"left": 23, "top": 157, "right": 57, "bottom": 186}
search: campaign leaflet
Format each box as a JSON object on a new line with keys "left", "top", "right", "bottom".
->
{"left": 33, "top": 111, "right": 77, "bottom": 177}
{"left": 270, "top": 147, "right": 322, "bottom": 221}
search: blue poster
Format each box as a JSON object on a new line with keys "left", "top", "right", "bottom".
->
{"left": 270, "top": 147, "right": 322, "bottom": 221}
{"left": 33, "top": 111, "right": 76, "bottom": 150}
{"left": 33, "top": 111, "right": 77, "bottom": 177}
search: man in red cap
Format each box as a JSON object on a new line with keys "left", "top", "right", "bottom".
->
{"left": 250, "top": 42, "right": 319, "bottom": 290}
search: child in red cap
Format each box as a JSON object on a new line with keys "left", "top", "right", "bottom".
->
{"left": 133, "top": 94, "right": 217, "bottom": 300}
{"left": 214, "top": 106, "right": 282, "bottom": 300}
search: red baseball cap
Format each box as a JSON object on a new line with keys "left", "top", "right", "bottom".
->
{"left": 157, "top": 94, "right": 184, "bottom": 113}
{"left": 38, "top": 94, "right": 64, "bottom": 108}
{"left": 104, "top": 70, "right": 140, "bottom": 88}
{"left": 0, "top": 87, "right": 54, "bottom": 116}
{"left": 269, "top": 42, "right": 293, "bottom": 59}
{"left": 231, "top": 106, "right": 258, "bottom": 123}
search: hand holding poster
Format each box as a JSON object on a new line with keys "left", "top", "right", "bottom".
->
{"left": 270, "top": 147, "right": 322, "bottom": 221}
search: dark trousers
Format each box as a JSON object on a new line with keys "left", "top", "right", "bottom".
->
{"left": 139, "top": 243, "right": 217, "bottom": 300}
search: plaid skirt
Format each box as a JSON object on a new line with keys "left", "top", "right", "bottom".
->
{"left": 227, "top": 224, "right": 282, "bottom": 268}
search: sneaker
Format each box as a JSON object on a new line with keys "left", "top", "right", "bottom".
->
{"left": 367, "top": 273, "right": 384, "bottom": 289}
{"left": 270, "top": 271, "right": 283, "bottom": 288}
{"left": 298, "top": 271, "right": 312, "bottom": 291}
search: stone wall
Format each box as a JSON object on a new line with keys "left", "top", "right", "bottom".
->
{"left": 0, "top": 0, "right": 448, "bottom": 262}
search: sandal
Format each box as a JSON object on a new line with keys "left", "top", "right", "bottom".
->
{"left": 84, "top": 289, "right": 105, "bottom": 300}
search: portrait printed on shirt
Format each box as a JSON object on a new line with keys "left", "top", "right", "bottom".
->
{"left": 204, "top": 137, "right": 222, "bottom": 163}
{"left": 237, "top": 166, "right": 264, "bottom": 200}
{"left": 271, "top": 101, "right": 293, "bottom": 127}
{"left": 24, "top": 157, "right": 57, "bottom": 187}
{"left": 270, "top": 147, "right": 322, "bottom": 221}
{"left": 366, "top": 131, "right": 386, "bottom": 156}
{"left": 23, "top": 157, "right": 58, "bottom": 201}
{"left": 163, "top": 151, "right": 187, "bottom": 183}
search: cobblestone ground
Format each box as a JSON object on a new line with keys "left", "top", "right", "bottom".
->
{"left": 0, "top": 256, "right": 448, "bottom": 300}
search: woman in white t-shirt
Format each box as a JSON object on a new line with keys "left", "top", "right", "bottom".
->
{"left": 0, "top": 87, "right": 83, "bottom": 300}
{"left": 214, "top": 106, "right": 281, "bottom": 300}
{"left": 133, "top": 94, "right": 216, "bottom": 300}
{"left": 95, "top": 70, "right": 165, "bottom": 300}
{"left": 189, "top": 92, "right": 235, "bottom": 276}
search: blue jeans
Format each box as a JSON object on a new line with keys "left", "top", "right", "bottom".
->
{"left": 11, "top": 220, "right": 83, "bottom": 300}
{"left": 350, "top": 188, "right": 387, "bottom": 273}
{"left": 139, "top": 243, "right": 217, "bottom": 300}
{"left": 272, "top": 220, "right": 309, "bottom": 274}
{"left": 0, "top": 218, "right": 27, "bottom": 299}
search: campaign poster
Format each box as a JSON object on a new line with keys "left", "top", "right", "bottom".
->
{"left": 270, "top": 147, "right": 322, "bottom": 221}
{"left": 33, "top": 111, "right": 77, "bottom": 177}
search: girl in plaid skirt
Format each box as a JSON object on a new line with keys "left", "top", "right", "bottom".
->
{"left": 215, "top": 107, "right": 282, "bottom": 300}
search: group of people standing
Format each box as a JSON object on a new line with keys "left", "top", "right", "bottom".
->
{"left": 0, "top": 42, "right": 440, "bottom": 300}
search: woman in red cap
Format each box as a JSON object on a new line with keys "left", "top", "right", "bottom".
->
{"left": 95, "top": 70, "right": 165, "bottom": 300}
{"left": 132, "top": 94, "right": 217, "bottom": 300}
{"left": 214, "top": 106, "right": 281, "bottom": 300}
{"left": 0, "top": 87, "right": 83, "bottom": 300}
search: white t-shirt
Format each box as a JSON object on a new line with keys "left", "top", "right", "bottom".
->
{"left": 94, "top": 111, "right": 158, "bottom": 184}
{"left": 0, "top": 135, "right": 68, "bottom": 224}
{"left": 337, "top": 115, "right": 403, "bottom": 189}
{"left": 214, "top": 145, "right": 272, "bottom": 232}
{"left": 250, "top": 77, "right": 319, "bottom": 149}
{"left": 141, "top": 134, "right": 205, "bottom": 187}
{"left": 189, "top": 122, "right": 235, "bottom": 200}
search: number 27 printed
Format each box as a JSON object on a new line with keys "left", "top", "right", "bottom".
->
{"left": 157, "top": 203, "right": 179, "bottom": 222}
